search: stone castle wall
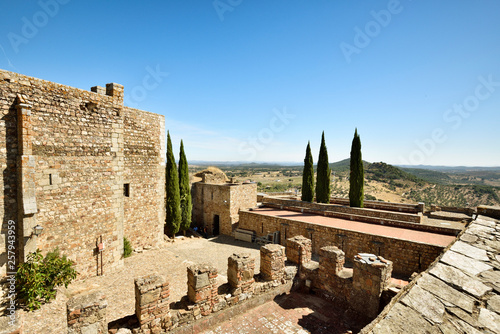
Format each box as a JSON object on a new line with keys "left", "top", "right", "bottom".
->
{"left": 0, "top": 69, "right": 165, "bottom": 279}
{"left": 123, "top": 107, "right": 165, "bottom": 248}
{"left": 238, "top": 210, "right": 444, "bottom": 277}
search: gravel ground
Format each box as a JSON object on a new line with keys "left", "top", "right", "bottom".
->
{"left": 20, "top": 235, "right": 262, "bottom": 334}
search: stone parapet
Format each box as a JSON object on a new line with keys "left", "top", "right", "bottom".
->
{"left": 134, "top": 274, "right": 170, "bottom": 332}
{"left": 351, "top": 254, "right": 393, "bottom": 319}
{"left": 260, "top": 244, "right": 286, "bottom": 281}
{"left": 187, "top": 264, "right": 218, "bottom": 316}
{"left": 227, "top": 253, "right": 255, "bottom": 295}
{"left": 66, "top": 290, "right": 107, "bottom": 334}
{"left": 319, "top": 246, "right": 345, "bottom": 275}
{"left": 286, "top": 235, "right": 312, "bottom": 265}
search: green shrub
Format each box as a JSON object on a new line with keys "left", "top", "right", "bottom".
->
{"left": 16, "top": 248, "right": 77, "bottom": 311}
{"left": 124, "top": 237, "right": 133, "bottom": 258}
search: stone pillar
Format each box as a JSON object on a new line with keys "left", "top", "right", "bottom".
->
{"left": 286, "top": 236, "right": 312, "bottom": 266}
{"left": 317, "top": 246, "right": 345, "bottom": 293}
{"left": 417, "top": 202, "right": 425, "bottom": 213}
{"left": 319, "top": 246, "right": 344, "bottom": 275}
{"left": 16, "top": 95, "right": 37, "bottom": 263}
{"left": 105, "top": 83, "right": 124, "bottom": 103}
{"left": 227, "top": 253, "right": 255, "bottom": 295}
{"left": 260, "top": 244, "right": 286, "bottom": 281}
{"left": 66, "top": 290, "right": 107, "bottom": 334}
{"left": 187, "top": 264, "right": 218, "bottom": 316}
{"left": 134, "top": 274, "right": 170, "bottom": 332}
{"left": 351, "top": 253, "right": 393, "bottom": 319}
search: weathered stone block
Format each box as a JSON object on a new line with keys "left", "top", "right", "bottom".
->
{"left": 319, "top": 246, "right": 345, "bottom": 275}
{"left": 350, "top": 253, "right": 393, "bottom": 319}
{"left": 228, "top": 253, "right": 255, "bottom": 290}
{"left": 67, "top": 290, "right": 107, "bottom": 334}
{"left": 286, "top": 235, "right": 312, "bottom": 265}
{"left": 260, "top": 244, "right": 286, "bottom": 281}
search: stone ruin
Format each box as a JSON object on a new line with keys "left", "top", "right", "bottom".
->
{"left": 288, "top": 235, "right": 394, "bottom": 319}
{"left": 55, "top": 238, "right": 395, "bottom": 334}
{"left": 62, "top": 244, "right": 293, "bottom": 334}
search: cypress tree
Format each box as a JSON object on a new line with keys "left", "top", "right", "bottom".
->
{"left": 301, "top": 141, "right": 314, "bottom": 202}
{"left": 178, "top": 140, "right": 192, "bottom": 235}
{"left": 316, "top": 131, "right": 331, "bottom": 203}
{"left": 349, "top": 128, "right": 364, "bottom": 208}
{"left": 165, "top": 131, "right": 181, "bottom": 237}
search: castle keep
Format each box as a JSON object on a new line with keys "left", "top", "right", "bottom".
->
{"left": 0, "top": 69, "right": 165, "bottom": 279}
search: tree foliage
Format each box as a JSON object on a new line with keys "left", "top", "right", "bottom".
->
{"left": 166, "top": 131, "right": 181, "bottom": 237}
{"left": 16, "top": 248, "right": 77, "bottom": 311}
{"left": 178, "top": 140, "right": 192, "bottom": 234}
{"left": 301, "top": 141, "right": 314, "bottom": 202}
{"left": 349, "top": 128, "right": 364, "bottom": 207}
{"left": 316, "top": 131, "right": 331, "bottom": 203}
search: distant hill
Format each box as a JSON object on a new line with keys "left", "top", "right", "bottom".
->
{"left": 397, "top": 165, "right": 500, "bottom": 173}
{"left": 330, "top": 158, "right": 370, "bottom": 173}
{"left": 401, "top": 167, "right": 452, "bottom": 184}
{"left": 366, "top": 162, "right": 422, "bottom": 183}
{"left": 330, "top": 159, "right": 421, "bottom": 183}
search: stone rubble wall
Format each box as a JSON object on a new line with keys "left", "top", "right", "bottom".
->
{"left": 227, "top": 253, "right": 255, "bottom": 294}
{"left": 351, "top": 254, "right": 393, "bottom": 319}
{"left": 477, "top": 205, "right": 500, "bottom": 219}
{"left": 64, "top": 240, "right": 395, "bottom": 333}
{"left": 102, "top": 247, "right": 294, "bottom": 334}
{"left": 313, "top": 246, "right": 352, "bottom": 305}
{"left": 239, "top": 210, "right": 444, "bottom": 277}
{"left": 0, "top": 69, "right": 165, "bottom": 280}
{"left": 286, "top": 235, "right": 312, "bottom": 266}
{"left": 296, "top": 240, "right": 393, "bottom": 320}
{"left": 260, "top": 244, "right": 286, "bottom": 281}
{"left": 187, "top": 264, "right": 218, "bottom": 316}
{"left": 134, "top": 274, "right": 170, "bottom": 333}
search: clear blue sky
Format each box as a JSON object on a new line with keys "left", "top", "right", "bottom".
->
{"left": 1, "top": 1, "right": 499, "bottom": 166}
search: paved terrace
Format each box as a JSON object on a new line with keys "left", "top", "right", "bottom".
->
{"left": 252, "top": 207, "right": 456, "bottom": 247}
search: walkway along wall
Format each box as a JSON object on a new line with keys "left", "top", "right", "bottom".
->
{"left": 238, "top": 210, "right": 445, "bottom": 277}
